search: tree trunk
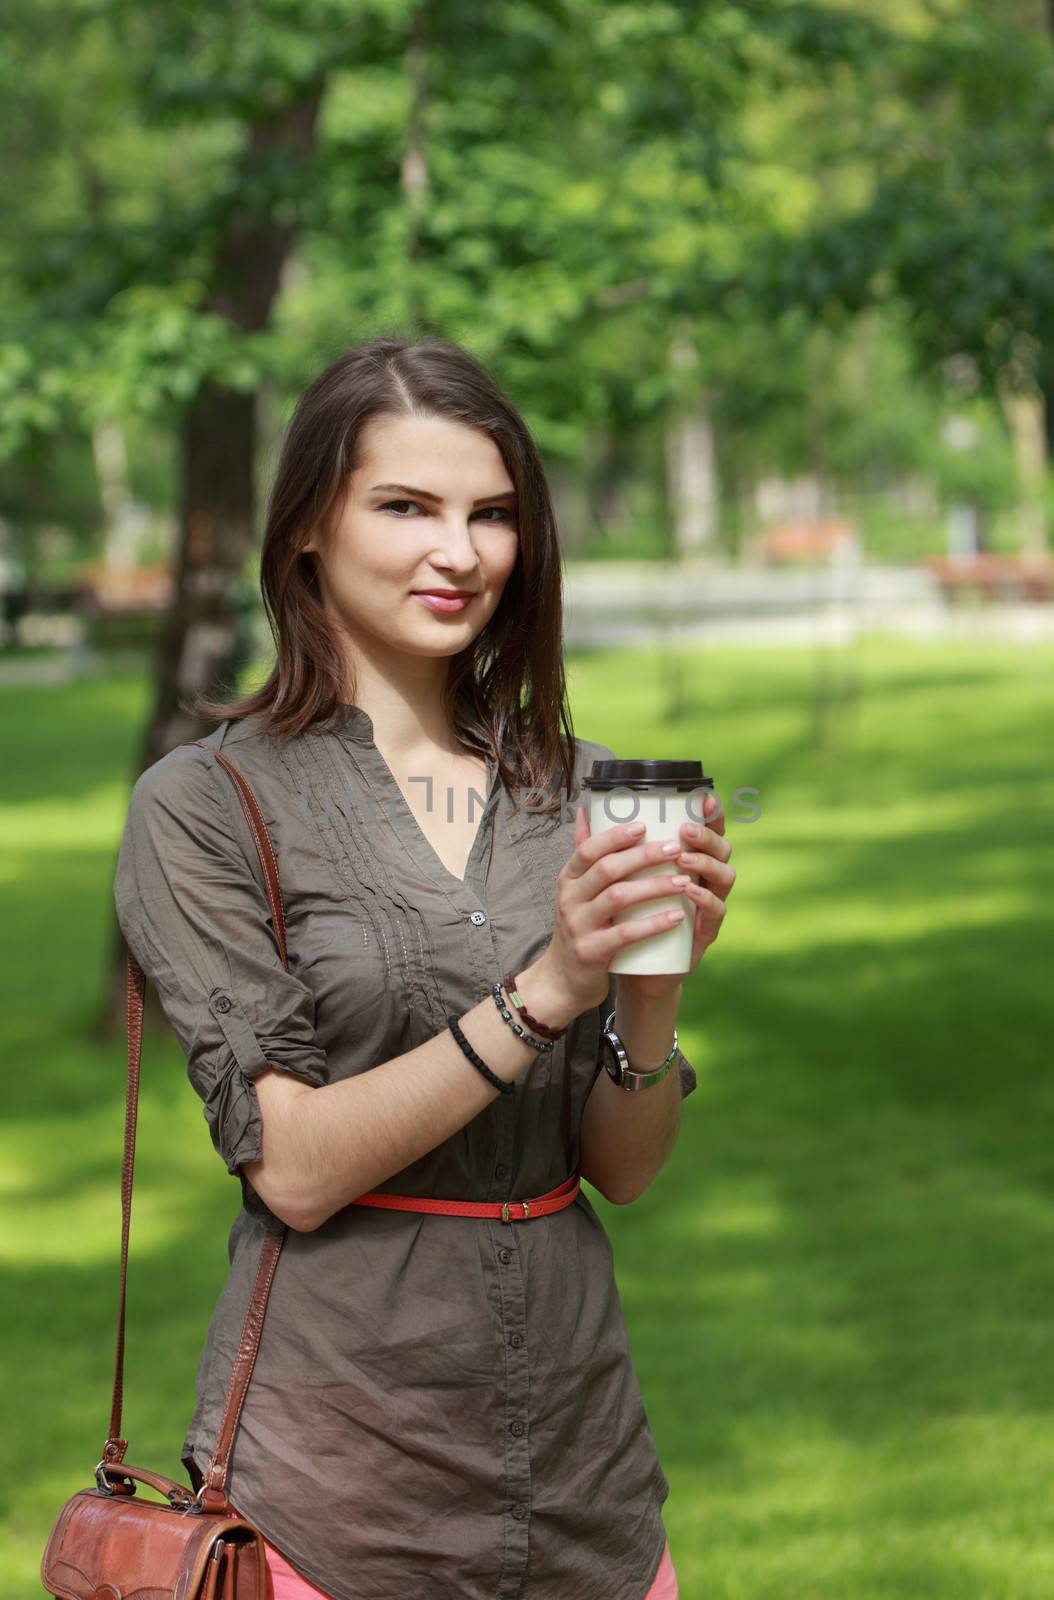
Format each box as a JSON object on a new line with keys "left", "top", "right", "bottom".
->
{"left": 665, "top": 400, "right": 719, "bottom": 557}
{"left": 92, "top": 421, "right": 148, "bottom": 572}
{"left": 97, "top": 90, "right": 324, "bottom": 1041}
{"left": 996, "top": 372, "right": 1049, "bottom": 556}
{"left": 664, "top": 332, "right": 719, "bottom": 558}
{"left": 1034, "top": 337, "right": 1054, "bottom": 463}
{"left": 402, "top": 4, "right": 430, "bottom": 329}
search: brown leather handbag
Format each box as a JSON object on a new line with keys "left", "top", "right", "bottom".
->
{"left": 41, "top": 746, "right": 291, "bottom": 1600}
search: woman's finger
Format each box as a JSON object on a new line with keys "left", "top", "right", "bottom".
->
{"left": 678, "top": 818, "right": 732, "bottom": 864}
{"left": 701, "top": 790, "right": 726, "bottom": 837}
{"left": 565, "top": 813, "right": 648, "bottom": 880}
{"left": 675, "top": 852, "right": 736, "bottom": 897}
{"left": 573, "top": 799, "right": 590, "bottom": 851}
{"left": 684, "top": 882, "right": 728, "bottom": 920}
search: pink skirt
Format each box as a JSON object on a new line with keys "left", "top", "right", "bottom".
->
{"left": 230, "top": 1503, "right": 679, "bottom": 1600}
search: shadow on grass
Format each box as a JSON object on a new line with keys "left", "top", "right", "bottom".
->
{"left": 612, "top": 904, "right": 1053, "bottom": 1483}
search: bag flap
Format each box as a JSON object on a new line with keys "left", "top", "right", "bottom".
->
{"left": 41, "top": 1487, "right": 263, "bottom": 1600}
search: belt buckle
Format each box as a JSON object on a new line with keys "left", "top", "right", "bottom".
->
{"left": 500, "top": 1200, "right": 531, "bottom": 1224}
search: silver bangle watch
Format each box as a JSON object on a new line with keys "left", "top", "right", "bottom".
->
{"left": 599, "top": 1009, "right": 678, "bottom": 1093}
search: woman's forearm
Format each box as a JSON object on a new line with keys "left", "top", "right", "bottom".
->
{"left": 248, "top": 959, "right": 576, "bottom": 1231}
{"left": 578, "top": 980, "right": 686, "bottom": 1205}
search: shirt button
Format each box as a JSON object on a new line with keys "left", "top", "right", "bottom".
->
{"left": 494, "top": 1164, "right": 509, "bottom": 1181}
{"left": 213, "top": 995, "right": 232, "bottom": 1014}
{"left": 509, "top": 1419, "right": 526, "bottom": 1438}
{"left": 511, "top": 1502, "right": 528, "bottom": 1520}
{"left": 469, "top": 910, "right": 487, "bottom": 926}
{"left": 498, "top": 1248, "right": 512, "bottom": 1265}
{"left": 508, "top": 1331, "right": 524, "bottom": 1348}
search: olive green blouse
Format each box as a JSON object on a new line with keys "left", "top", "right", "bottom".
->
{"left": 112, "top": 705, "right": 697, "bottom": 1600}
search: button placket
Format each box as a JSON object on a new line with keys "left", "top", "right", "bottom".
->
{"left": 497, "top": 1229, "right": 528, "bottom": 1486}
{"left": 494, "top": 1217, "right": 531, "bottom": 1598}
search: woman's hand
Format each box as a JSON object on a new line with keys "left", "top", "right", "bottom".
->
{"left": 615, "top": 791, "right": 736, "bottom": 1005}
{"left": 537, "top": 806, "right": 707, "bottom": 1018}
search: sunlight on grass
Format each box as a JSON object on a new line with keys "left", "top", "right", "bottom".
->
{"left": 0, "top": 787, "right": 130, "bottom": 850}
{"left": 0, "top": 1179, "right": 191, "bottom": 1265}
{"left": 738, "top": 884, "right": 1039, "bottom": 950}
{"left": 694, "top": 1191, "right": 785, "bottom": 1239}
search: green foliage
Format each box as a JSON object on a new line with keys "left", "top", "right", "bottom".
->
{"left": 746, "top": 0, "right": 1054, "bottom": 397}
{"left": 0, "top": 1, "right": 1050, "bottom": 552}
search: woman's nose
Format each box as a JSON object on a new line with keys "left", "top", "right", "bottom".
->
{"left": 431, "top": 519, "right": 480, "bottom": 564}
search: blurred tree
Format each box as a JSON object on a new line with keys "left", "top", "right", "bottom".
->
{"left": 1, "top": 0, "right": 392, "bottom": 1030}
{"left": 0, "top": 0, "right": 764, "bottom": 1032}
{"left": 744, "top": 0, "right": 1054, "bottom": 551}
{"left": 0, "top": 0, "right": 797, "bottom": 674}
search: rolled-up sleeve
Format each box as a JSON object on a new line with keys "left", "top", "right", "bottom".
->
{"left": 674, "top": 1046, "right": 698, "bottom": 1098}
{"left": 113, "top": 742, "right": 328, "bottom": 1176}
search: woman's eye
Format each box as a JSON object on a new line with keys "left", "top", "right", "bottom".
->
{"left": 380, "top": 500, "right": 513, "bottom": 523}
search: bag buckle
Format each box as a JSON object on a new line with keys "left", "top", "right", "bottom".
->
{"left": 93, "top": 1461, "right": 134, "bottom": 1498}
{"left": 187, "top": 1465, "right": 229, "bottom": 1514}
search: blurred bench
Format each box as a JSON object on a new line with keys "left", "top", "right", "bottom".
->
{"left": 743, "top": 520, "right": 861, "bottom": 565}
{"left": 922, "top": 554, "right": 1054, "bottom": 602}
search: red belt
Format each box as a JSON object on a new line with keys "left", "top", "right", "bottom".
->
{"left": 349, "top": 1169, "right": 580, "bottom": 1223}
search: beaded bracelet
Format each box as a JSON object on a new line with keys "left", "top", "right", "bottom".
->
{"left": 491, "top": 981, "right": 554, "bottom": 1053}
{"left": 501, "top": 970, "right": 567, "bottom": 1042}
{"left": 447, "top": 1014, "right": 515, "bottom": 1095}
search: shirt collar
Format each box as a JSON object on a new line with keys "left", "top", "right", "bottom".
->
{"left": 333, "top": 703, "right": 375, "bottom": 744}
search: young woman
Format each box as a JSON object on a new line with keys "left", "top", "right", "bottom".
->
{"left": 113, "top": 336, "right": 735, "bottom": 1600}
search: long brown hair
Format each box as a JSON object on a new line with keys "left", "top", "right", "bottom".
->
{"left": 184, "top": 335, "right": 576, "bottom": 812}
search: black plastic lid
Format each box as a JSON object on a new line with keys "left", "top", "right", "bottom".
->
{"left": 583, "top": 758, "right": 714, "bottom": 793}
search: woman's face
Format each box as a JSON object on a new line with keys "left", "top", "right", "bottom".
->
{"left": 304, "top": 412, "right": 520, "bottom": 665}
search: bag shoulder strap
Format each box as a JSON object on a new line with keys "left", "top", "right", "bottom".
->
{"left": 102, "top": 742, "right": 290, "bottom": 1515}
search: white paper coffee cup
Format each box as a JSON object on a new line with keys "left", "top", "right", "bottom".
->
{"left": 582, "top": 758, "right": 715, "bottom": 976}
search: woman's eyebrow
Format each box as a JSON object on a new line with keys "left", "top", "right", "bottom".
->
{"left": 371, "top": 482, "right": 517, "bottom": 507}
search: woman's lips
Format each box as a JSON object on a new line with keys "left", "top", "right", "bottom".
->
{"left": 412, "top": 592, "right": 473, "bottom": 613}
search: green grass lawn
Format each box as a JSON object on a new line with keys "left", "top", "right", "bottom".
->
{"left": 4, "top": 637, "right": 1053, "bottom": 1599}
